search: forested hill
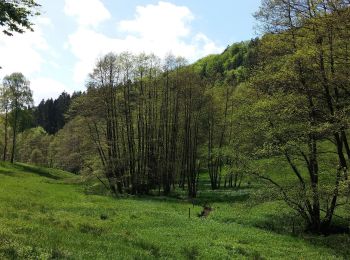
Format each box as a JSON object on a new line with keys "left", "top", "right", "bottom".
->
{"left": 192, "top": 39, "right": 259, "bottom": 84}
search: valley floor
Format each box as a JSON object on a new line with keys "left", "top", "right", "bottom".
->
{"left": 0, "top": 162, "right": 349, "bottom": 259}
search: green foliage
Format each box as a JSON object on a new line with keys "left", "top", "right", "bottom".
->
{"left": 234, "top": 0, "right": 350, "bottom": 232}
{"left": 192, "top": 40, "right": 259, "bottom": 84}
{"left": 15, "top": 117, "right": 95, "bottom": 174}
{"left": 2, "top": 72, "right": 33, "bottom": 110}
{"left": 49, "top": 116, "right": 93, "bottom": 174}
{"left": 2, "top": 72, "right": 33, "bottom": 163}
{"left": 0, "top": 0, "right": 40, "bottom": 36}
{"left": 17, "top": 127, "right": 50, "bottom": 166}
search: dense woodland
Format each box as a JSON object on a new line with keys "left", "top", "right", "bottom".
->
{"left": 1, "top": 0, "right": 350, "bottom": 235}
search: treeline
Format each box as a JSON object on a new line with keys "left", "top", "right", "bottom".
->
{"left": 1, "top": 0, "right": 350, "bottom": 233}
{"left": 0, "top": 77, "right": 83, "bottom": 171}
{"left": 1, "top": 40, "right": 254, "bottom": 194}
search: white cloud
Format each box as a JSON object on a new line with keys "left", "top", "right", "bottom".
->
{"left": 64, "top": 0, "right": 111, "bottom": 27}
{"left": 0, "top": 23, "right": 49, "bottom": 77}
{"left": 30, "top": 77, "right": 72, "bottom": 105}
{"left": 119, "top": 1, "right": 194, "bottom": 41}
{"left": 36, "top": 16, "right": 53, "bottom": 27}
{"left": 66, "top": 1, "right": 223, "bottom": 84}
{"left": 0, "top": 1, "right": 223, "bottom": 104}
{"left": 0, "top": 16, "right": 69, "bottom": 104}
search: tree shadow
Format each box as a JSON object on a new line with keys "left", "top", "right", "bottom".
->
{"left": 195, "top": 189, "right": 251, "bottom": 204}
{"left": 0, "top": 168, "right": 16, "bottom": 177}
{"left": 0, "top": 163, "right": 62, "bottom": 180}
{"left": 251, "top": 212, "right": 350, "bottom": 258}
{"left": 16, "top": 164, "right": 62, "bottom": 180}
{"left": 302, "top": 219, "right": 350, "bottom": 259}
{"left": 121, "top": 187, "right": 251, "bottom": 206}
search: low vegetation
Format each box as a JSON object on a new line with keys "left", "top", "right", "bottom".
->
{"left": 0, "top": 162, "right": 349, "bottom": 259}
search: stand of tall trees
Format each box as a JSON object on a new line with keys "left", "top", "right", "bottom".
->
{"left": 72, "top": 53, "right": 207, "bottom": 197}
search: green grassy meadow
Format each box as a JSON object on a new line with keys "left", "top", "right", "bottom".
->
{"left": 0, "top": 162, "right": 349, "bottom": 259}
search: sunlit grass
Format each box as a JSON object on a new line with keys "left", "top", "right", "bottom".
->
{"left": 0, "top": 162, "right": 349, "bottom": 259}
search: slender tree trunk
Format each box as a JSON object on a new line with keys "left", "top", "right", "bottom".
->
{"left": 10, "top": 104, "right": 18, "bottom": 164}
{"left": 3, "top": 108, "right": 8, "bottom": 161}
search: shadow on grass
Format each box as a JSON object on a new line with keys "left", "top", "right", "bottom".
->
{"left": 195, "top": 188, "right": 251, "bottom": 204}
{"left": 302, "top": 217, "right": 350, "bottom": 258}
{"left": 251, "top": 213, "right": 303, "bottom": 235}
{"left": 119, "top": 187, "right": 252, "bottom": 207}
{"left": 0, "top": 162, "right": 61, "bottom": 180}
{"left": 250, "top": 212, "right": 350, "bottom": 258}
{"left": 16, "top": 164, "right": 62, "bottom": 180}
{"left": 0, "top": 168, "right": 16, "bottom": 177}
{"left": 302, "top": 233, "right": 350, "bottom": 258}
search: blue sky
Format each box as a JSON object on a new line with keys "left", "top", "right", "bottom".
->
{"left": 0, "top": 0, "right": 261, "bottom": 104}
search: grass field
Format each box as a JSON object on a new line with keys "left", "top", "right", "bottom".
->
{"left": 0, "top": 161, "right": 349, "bottom": 259}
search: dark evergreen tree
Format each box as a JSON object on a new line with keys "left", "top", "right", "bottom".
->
{"left": 33, "top": 92, "right": 72, "bottom": 134}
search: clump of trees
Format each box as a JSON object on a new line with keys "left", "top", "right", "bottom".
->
{"left": 70, "top": 53, "right": 206, "bottom": 197}
{"left": 231, "top": 0, "right": 350, "bottom": 233}
{"left": 68, "top": 50, "right": 254, "bottom": 197}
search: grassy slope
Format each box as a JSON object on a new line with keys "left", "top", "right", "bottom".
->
{"left": 0, "top": 162, "right": 349, "bottom": 259}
